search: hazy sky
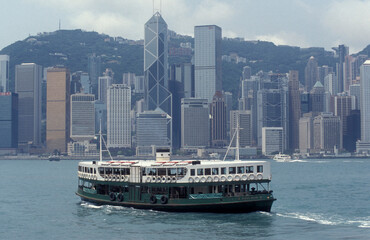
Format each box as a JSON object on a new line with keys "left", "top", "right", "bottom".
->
{"left": 1, "top": 0, "right": 370, "bottom": 53}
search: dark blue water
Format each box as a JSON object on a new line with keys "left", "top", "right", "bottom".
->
{"left": 0, "top": 159, "right": 369, "bottom": 240}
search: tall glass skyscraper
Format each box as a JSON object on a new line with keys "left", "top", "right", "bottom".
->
{"left": 194, "top": 25, "right": 222, "bottom": 103}
{"left": 0, "top": 55, "right": 9, "bottom": 92}
{"left": 143, "top": 12, "right": 172, "bottom": 149}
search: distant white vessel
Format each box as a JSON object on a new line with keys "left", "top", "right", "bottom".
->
{"left": 273, "top": 153, "right": 292, "bottom": 162}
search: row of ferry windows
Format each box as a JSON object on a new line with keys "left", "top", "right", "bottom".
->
{"left": 79, "top": 166, "right": 96, "bottom": 174}
{"left": 190, "top": 165, "right": 263, "bottom": 176}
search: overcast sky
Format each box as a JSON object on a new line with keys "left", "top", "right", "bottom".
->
{"left": 1, "top": 0, "right": 370, "bottom": 53}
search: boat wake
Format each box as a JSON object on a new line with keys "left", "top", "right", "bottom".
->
{"left": 80, "top": 201, "right": 103, "bottom": 209}
{"left": 276, "top": 212, "right": 370, "bottom": 228}
{"left": 290, "top": 160, "right": 308, "bottom": 163}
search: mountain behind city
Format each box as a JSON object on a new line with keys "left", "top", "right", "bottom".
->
{"left": 2, "top": 28, "right": 367, "bottom": 104}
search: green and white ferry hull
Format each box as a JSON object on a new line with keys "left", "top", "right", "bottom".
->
{"left": 76, "top": 152, "right": 276, "bottom": 213}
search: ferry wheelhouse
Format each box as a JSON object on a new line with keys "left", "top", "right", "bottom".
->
{"left": 76, "top": 150, "right": 275, "bottom": 213}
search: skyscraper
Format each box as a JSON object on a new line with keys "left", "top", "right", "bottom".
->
{"left": 98, "top": 76, "right": 112, "bottom": 104}
{"left": 15, "top": 63, "right": 42, "bottom": 151}
{"left": 0, "top": 92, "right": 18, "bottom": 150}
{"left": 46, "top": 67, "right": 70, "bottom": 153}
{"left": 181, "top": 98, "right": 209, "bottom": 149}
{"left": 107, "top": 84, "right": 131, "bottom": 148}
{"left": 211, "top": 91, "right": 227, "bottom": 147}
{"left": 288, "top": 70, "right": 301, "bottom": 151}
{"left": 144, "top": 12, "right": 172, "bottom": 149}
{"left": 230, "top": 110, "right": 252, "bottom": 147}
{"left": 262, "top": 127, "right": 283, "bottom": 156}
{"left": 313, "top": 113, "right": 341, "bottom": 152}
{"left": 88, "top": 53, "right": 101, "bottom": 98}
{"left": 334, "top": 95, "right": 353, "bottom": 150}
{"left": 194, "top": 25, "right": 222, "bottom": 102}
{"left": 357, "top": 60, "right": 370, "bottom": 153}
{"left": 0, "top": 55, "right": 9, "bottom": 92}
{"left": 310, "top": 81, "right": 325, "bottom": 114}
{"left": 304, "top": 56, "right": 318, "bottom": 91}
{"left": 70, "top": 94, "right": 95, "bottom": 141}
{"left": 334, "top": 44, "right": 349, "bottom": 93}
{"left": 299, "top": 114, "right": 314, "bottom": 154}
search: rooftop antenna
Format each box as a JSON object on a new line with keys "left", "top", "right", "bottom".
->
{"left": 153, "top": 0, "right": 161, "bottom": 14}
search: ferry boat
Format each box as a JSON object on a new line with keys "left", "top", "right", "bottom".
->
{"left": 76, "top": 123, "right": 276, "bottom": 213}
{"left": 273, "top": 153, "right": 292, "bottom": 162}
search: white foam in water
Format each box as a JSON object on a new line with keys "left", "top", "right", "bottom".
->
{"left": 80, "top": 201, "right": 102, "bottom": 209}
{"left": 290, "top": 160, "right": 308, "bottom": 163}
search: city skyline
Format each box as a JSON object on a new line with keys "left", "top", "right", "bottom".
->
{"left": 2, "top": 1, "right": 370, "bottom": 53}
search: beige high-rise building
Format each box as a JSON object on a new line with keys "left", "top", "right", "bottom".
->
{"left": 46, "top": 67, "right": 70, "bottom": 153}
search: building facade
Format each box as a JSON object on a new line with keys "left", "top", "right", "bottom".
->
{"left": 0, "top": 92, "right": 18, "bottom": 150}
{"left": 288, "top": 70, "right": 301, "bottom": 151}
{"left": 313, "top": 113, "right": 341, "bottom": 152}
{"left": 262, "top": 127, "right": 283, "bottom": 156}
{"left": 211, "top": 91, "right": 227, "bottom": 147}
{"left": 230, "top": 110, "right": 252, "bottom": 148}
{"left": 0, "top": 55, "right": 9, "bottom": 92}
{"left": 46, "top": 67, "right": 70, "bottom": 153}
{"left": 194, "top": 25, "right": 222, "bottom": 102}
{"left": 70, "top": 94, "right": 95, "bottom": 141}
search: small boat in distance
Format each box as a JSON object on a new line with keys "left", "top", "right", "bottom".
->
{"left": 273, "top": 153, "right": 292, "bottom": 162}
{"left": 48, "top": 155, "right": 60, "bottom": 161}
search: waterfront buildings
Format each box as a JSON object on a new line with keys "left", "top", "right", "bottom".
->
{"left": 0, "top": 92, "right": 18, "bottom": 151}
{"left": 334, "top": 95, "right": 353, "bottom": 150}
{"left": 357, "top": 60, "right": 370, "bottom": 153}
{"left": 230, "top": 110, "right": 252, "bottom": 147}
{"left": 313, "top": 113, "right": 341, "bottom": 152}
{"left": 107, "top": 84, "right": 131, "bottom": 148}
{"left": 98, "top": 76, "right": 112, "bottom": 104}
{"left": 194, "top": 25, "right": 222, "bottom": 102}
{"left": 0, "top": 55, "right": 9, "bottom": 92}
{"left": 70, "top": 94, "right": 95, "bottom": 141}
{"left": 88, "top": 53, "right": 101, "bottom": 98}
{"left": 288, "top": 70, "right": 301, "bottom": 151}
{"left": 304, "top": 56, "right": 318, "bottom": 91}
{"left": 299, "top": 114, "right": 314, "bottom": 154}
{"left": 262, "top": 127, "right": 283, "bottom": 156}
{"left": 46, "top": 67, "right": 70, "bottom": 153}
{"left": 15, "top": 63, "right": 42, "bottom": 151}
{"left": 211, "top": 91, "right": 227, "bottom": 147}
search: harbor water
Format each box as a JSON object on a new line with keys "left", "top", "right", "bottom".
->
{"left": 0, "top": 158, "right": 369, "bottom": 239}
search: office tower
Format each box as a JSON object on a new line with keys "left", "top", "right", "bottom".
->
{"left": 122, "top": 72, "right": 136, "bottom": 86}
{"left": 310, "top": 81, "right": 325, "bottom": 114}
{"left": 0, "top": 92, "right": 18, "bottom": 150}
{"left": 242, "top": 66, "right": 252, "bottom": 80}
{"left": 324, "top": 73, "right": 338, "bottom": 95}
{"left": 262, "top": 127, "right": 283, "bottom": 156}
{"left": 71, "top": 71, "right": 90, "bottom": 94}
{"left": 317, "top": 65, "right": 333, "bottom": 85}
{"left": 144, "top": 12, "right": 172, "bottom": 148}
{"left": 211, "top": 91, "right": 227, "bottom": 147}
{"left": 70, "top": 94, "right": 95, "bottom": 140}
{"left": 15, "top": 63, "right": 42, "bottom": 151}
{"left": 181, "top": 98, "right": 209, "bottom": 149}
{"left": 313, "top": 113, "right": 341, "bottom": 152}
{"left": 134, "top": 76, "right": 145, "bottom": 94}
{"left": 334, "top": 95, "right": 353, "bottom": 150}
{"left": 95, "top": 100, "right": 107, "bottom": 134}
{"left": 299, "top": 114, "right": 314, "bottom": 154}
{"left": 241, "top": 76, "right": 259, "bottom": 144}
{"left": 333, "top": 44, "right": 349, "bottom": 93}
{"left": 346, "top": 110, "right": 361, "bottom": 152}
{"left": 170, "top": 63, "right": 194, "bottom": 98}
{"left": 46, "top": 67, "right": 70, "bottom": 153}
{"left": 356, "top": 60, "right": 370, "bottom": 153}
{"left": 344, "top": 55, "right": 354, "bottom": 91}
{"left": 136, "top": 110, "right": 171, "bottom": 153}
{"left": 194, "top": 25, "right": 222, "bottom": 102}
{"left": 230, "top": 110, "right": 252, "bottom": 147}
{"left": 0, "top": 55, "right": 9, "bottom": 92}
{"left": 98, "top": 76, "right": 112, "bottom": 104}
{"left": 107, "top": 84, "right": 131, "bottom": 148}
{"left": 300, "top": 92, "right": 310, "bottom": 114}
{"left": 257, "top": 74, "right": 289, "bottom": 150}
{"left": 304, "top": 56, "right": 318, "bottom": 91}
{"left": 88, "top": 53, "right": 101, "bottom": 98}
{"left": 353, "top": 55, "right": 367, "bottom": 80}
{"left": 349, "top": 84, "right": 360, "bottom": 110}
{"left": 288, "top": 70, "right": 301, "bottom": 151}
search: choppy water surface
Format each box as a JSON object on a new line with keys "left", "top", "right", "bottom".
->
{"left": 0, "top": 158, "right": 369, "bottom": 240}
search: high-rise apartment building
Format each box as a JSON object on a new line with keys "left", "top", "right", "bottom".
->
{"left": 15, "top": 63, "right": 42, "bottom": 151}
{"left": 211, "top": 91, "right": 227, "bottom": 147}
{"left": 194, "top": 25, "right": 222, "bottom": 102}
{"left": 70, "top": 94, "right": 95, "bottom": 141}
{"left": 181, "top": 98, "right": 209, "bottom": 149}
{"left": 0, "top": 55, "right": 9, "bottom": 92}
{"left": 46, "top": 67, "right": 70, "bottom": 153}
{"left": 107, "top": 84, "right": 131, "bottom": 148}
{"left": 288, "top": 70, "right": 301, "bottom": 151}
{"left": 0, "top": 92, "right": 18, "bottom": 150}
{"left": 144, "top": 12, "right": 172, "bottom": 149}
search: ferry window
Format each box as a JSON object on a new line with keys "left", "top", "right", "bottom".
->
{"left": 197, "top": 168, "right": 204, "bottom": 176}
{"left": 98, "top": 167, "right": 104, "bottom": 175}
{"left": 113, "top": 168, "right": 120, "bottom": 175}
{"left": 237, "top": 166, "right": 245, "bottom": 174}
{"left": 257, "top": 165, "right": 263, "bottom": 173}
{"left": 212, "top": 168, "right": 219, "bottom": 175}
{"left": 94, "top": 169, "right": 96, "bottom": 174}
{"left": 246, "top": 166, "right": 254, "bottom": 173}
{"left": 191, "top": 169, "right": 195, "bottom": 176}
{"left": 229, "top": 167, "right": 236, "bottom": 174}
{"left": 90, "top": 168, "right": 93, "bottom": 173}
{"left": 178, "top": 168, "right": 186, "bottom": 176}
{"left": 221, "top": 167, "right": 226, "bottom": 175}
{"left": 147, "top": 168, "right": 156, "bottom": 176}
{"left": 121, "top": 168, "right": 130, "bottom": 175}
{"left": 106, "top": 168, "right": 112, "bottom": 174}
{"left": 142, "top": 168, "right": 146, "bottom": 176}
{"left": 158, "top": 168, "right": 166, "bottom": 176}
{"left": 205, "top": 168, "right": 211, "bottom": 175}
{"left": 168, "top": 168, "right": 177, "bottom": 176}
